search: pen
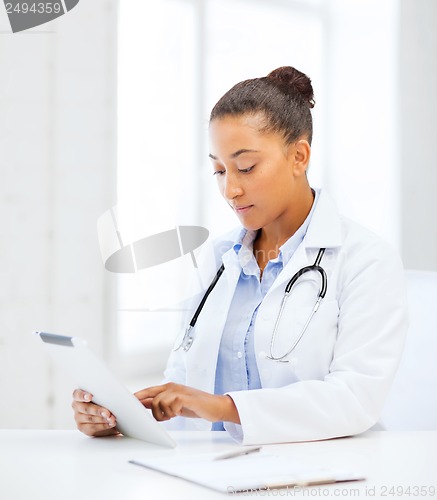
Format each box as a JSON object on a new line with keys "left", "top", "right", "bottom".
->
{"left": 213, "top": 446, "right": 262, "bottom": 461}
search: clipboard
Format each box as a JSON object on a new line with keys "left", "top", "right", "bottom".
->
{"left": 129, "top": 448, "right": 365, "bottom": 493}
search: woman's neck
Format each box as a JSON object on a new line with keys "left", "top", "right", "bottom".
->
{"left": 255, "top": 186, "right": 315, "bottom": 251}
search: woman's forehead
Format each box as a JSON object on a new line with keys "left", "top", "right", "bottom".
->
{"left": 209, "top": 115, "right": 282, "bottom": 147}
{"left": 208, "top": 116, "right": 287, "bottom": 160}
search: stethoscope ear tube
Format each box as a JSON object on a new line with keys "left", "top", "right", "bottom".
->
{"left": 314, "top": 265, "right": 328, "bottom": 298}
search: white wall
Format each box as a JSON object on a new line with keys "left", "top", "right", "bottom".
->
{"left": 322, "top": 0, "right": 399, "bottom": 249}
{"left": 0, "top": 0, "right": 118, "bottom": 428}
{"left": 399, "top": 0, "right": 437, "bottom": 271}
{"left": 323, "top": 0, "right": 437, "bottom": 271}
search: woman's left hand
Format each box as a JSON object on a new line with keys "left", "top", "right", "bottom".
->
{"left": 134, "top": 383, "right": 240, "bottom": 424}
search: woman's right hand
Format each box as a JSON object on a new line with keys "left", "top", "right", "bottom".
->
{"left": 72, "top": 389, "right": 119, "bottom": 437}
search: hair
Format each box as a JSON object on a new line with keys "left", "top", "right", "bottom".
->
{"left": 209, "top": 66, "right": 315, "bottom": 145}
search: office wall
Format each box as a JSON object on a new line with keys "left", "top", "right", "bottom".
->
{"left": 399, "top": 0, "right": 437, "bottom": 271}
{"left": 0, "top": 0, "right": 118, "bottom": 428}
{"left": 321, "top": 0, "right": 399, "bottom": 250}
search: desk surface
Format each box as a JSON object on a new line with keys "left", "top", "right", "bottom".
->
{"left": 0, "top": 430, "right": 436, "bottom": 499}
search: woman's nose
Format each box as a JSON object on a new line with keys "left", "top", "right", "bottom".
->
{"left": 223, "top": 172, "right": 244, "bottom": 200}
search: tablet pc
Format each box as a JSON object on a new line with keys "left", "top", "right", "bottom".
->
{"left": 35, "top": 331, "right": 176, "bottom": 448}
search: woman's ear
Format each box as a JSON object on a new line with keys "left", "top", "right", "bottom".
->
{"left": 291, "top": 139, "right": 311, "bottom": 176}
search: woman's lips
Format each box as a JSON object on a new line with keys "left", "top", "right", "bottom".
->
{"left": 234, "top": 205, "right": 253, "bottom": 214}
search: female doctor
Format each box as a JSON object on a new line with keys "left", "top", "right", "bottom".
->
{"left": 72, "top": 66, "right": 408, "bottom": 445}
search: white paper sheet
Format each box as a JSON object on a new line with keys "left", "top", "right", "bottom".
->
{"left": 130, "top": 449, "right": 365, "bottom": 493}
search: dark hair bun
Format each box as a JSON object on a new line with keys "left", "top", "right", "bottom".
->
{"left": 267, "top": 66, "right": 315, "bottom": 108}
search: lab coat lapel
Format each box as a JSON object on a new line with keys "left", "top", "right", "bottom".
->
{"left": 304, "top": 190, "right": 342, "bottom": 250}
{"left": 185, "top": 245, "right": 241, "bottom": 394}
{"left": 266, "top": 244, "right": 310, "bottom": 297}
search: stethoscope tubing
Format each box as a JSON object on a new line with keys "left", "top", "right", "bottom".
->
{"left": 174, "top": 248, "right": 327, "bottom": 359}
{"left": 267, "top": 250, "right": 326, "bottom": 361}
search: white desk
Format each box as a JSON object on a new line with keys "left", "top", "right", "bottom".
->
{"left": 0, "top": 430, "right": 436, "bottom": 499}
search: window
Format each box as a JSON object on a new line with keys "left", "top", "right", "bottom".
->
{"left": 117, "top": 0, "right": 198, "bottom": 365}
{"left": 117, "top": 0, "right": 397, "bottom": 372}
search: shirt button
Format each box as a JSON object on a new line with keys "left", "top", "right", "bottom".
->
{"left": 237, "top": 351, "right": 243, "bottom": 359}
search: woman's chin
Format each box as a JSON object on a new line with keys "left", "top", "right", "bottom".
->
{"left": 240, "top": 220, "right": 262, "bottom": 231}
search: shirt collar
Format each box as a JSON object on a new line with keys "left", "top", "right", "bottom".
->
{"left": 232, "top": 228, "right": 259, "bottom": 275}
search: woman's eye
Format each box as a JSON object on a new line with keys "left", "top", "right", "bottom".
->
{"left": 212, "top": 165, "right": 255, "bottom": 176}
{"left": 238, "top": 165, "right": 255, "bottom": 173}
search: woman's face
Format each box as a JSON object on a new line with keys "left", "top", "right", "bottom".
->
{"left": 208, "top": 114, "right": 309, "bottom": 231}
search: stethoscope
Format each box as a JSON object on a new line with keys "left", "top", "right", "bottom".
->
{"left": 174, "top": 248, "right": 327, "bottom": 362}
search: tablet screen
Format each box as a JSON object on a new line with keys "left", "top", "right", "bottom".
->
{"left": 36, "top": 331, "right": 176, "bottom": 448}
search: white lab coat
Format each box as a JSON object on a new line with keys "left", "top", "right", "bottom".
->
{"left": 162, "top": 190, "right": 408, "bottom": 445}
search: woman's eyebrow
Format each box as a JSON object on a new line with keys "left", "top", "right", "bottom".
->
{"left": 208, "top": 149, "right": 260, "bottom": 161}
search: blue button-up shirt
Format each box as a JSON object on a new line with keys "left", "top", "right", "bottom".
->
{"left": 212, "top": 190, "right": 319, "bottom": 431}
